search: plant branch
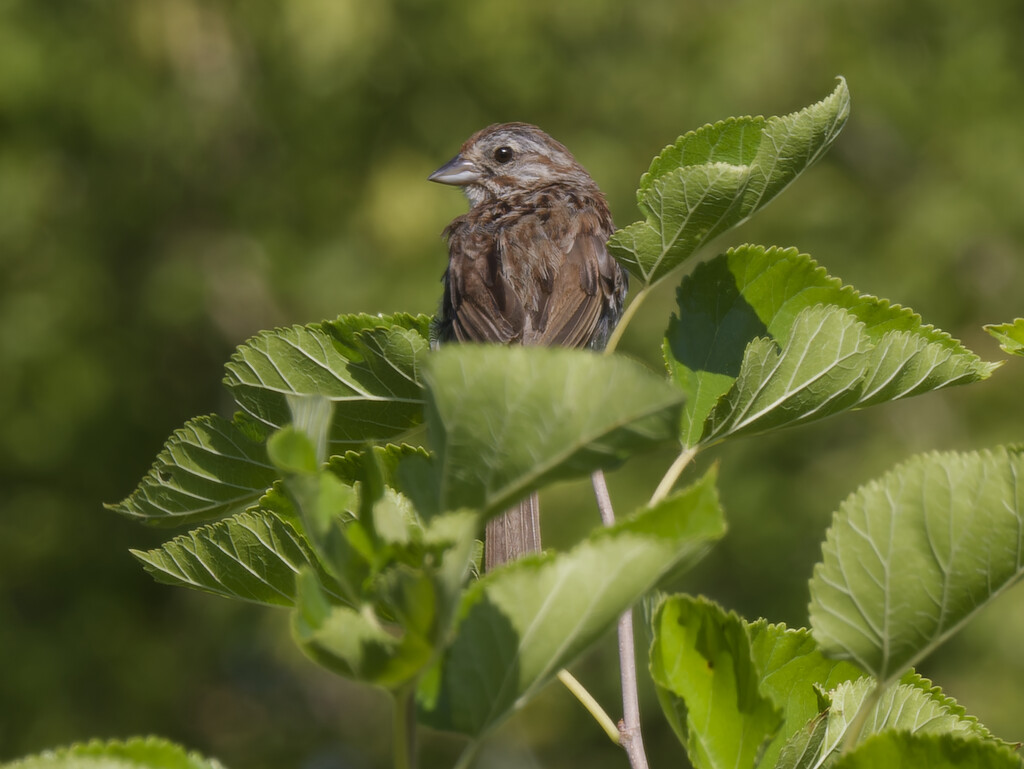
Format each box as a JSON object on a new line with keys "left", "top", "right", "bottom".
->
{"left": 650, "top": 446, "right": 698, "bottom": 506}
{"left": 604, "top": 285, "right": 649, "bottom": 355}
{"left": 592, "top": 469, "right": 617, "bottom": 527}
{"left": 615, "top": 609, "right": 647, "bottom": 769}
{"left": 557, "top": 670, "right": 620, "bottom": 744}
{"left": 592, "top": 470, "right": 649, "bottom": 769}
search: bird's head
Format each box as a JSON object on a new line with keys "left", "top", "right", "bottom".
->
{"left": 428, "top": 123, "right": 594, "bottom": 206}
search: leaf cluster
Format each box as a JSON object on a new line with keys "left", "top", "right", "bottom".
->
{"left": 108, "top": 315, "right": 722, "bottom": 740}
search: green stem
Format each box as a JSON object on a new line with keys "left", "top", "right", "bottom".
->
{"left": 393, "top": 685, "right": 417, "bottom": 769}
{"left": 604, "top": 285, "right": 650, "bottom": 355}
{"left": 558, "top": 669, "right": 620, "bottom": 744}
{"left": 650, "top": 446, "right": 698, "bottom": 506}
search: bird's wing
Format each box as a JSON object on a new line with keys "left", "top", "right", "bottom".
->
{"left": 441, "top": 221, "right": 524, "bottom": 344}
{"left": 439, "top": 202, "right": 621, "bottom": 349}
{"left": 527, "top": 225, "right": 605, "bottom": 348}
{"left": 507, "top": 200, "right": 620, "bottom": 349}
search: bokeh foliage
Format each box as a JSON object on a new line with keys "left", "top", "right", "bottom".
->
{"left": 2, "top": 1, "right": 1023, "bottom": 768}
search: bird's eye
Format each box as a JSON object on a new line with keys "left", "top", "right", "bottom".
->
{"left": 493, "top": 146, "right": 514, "bottom": 164}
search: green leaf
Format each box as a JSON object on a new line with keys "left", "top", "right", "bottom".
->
{"left": 131, "top": 509, "right": 345, "bottom": 607}
{"left": 257, "top": 443, "right": 429, "bottom": 530}
{"left": 268, "top": 426, "right": 359, "bottom": 536}
{"left": 814, "top": 676, "right": 998, "bottom": 761}
{"left": 649, "top": 596, "right": 783, "bottom": 769}
{"left": 419, "top": 345, "right": 684, "bottom": 516}
{"left": 328, "top": 443, "right": 431, "bottom": 487}
{"left": 703, "top": 304, "right": 870, "bottom": 441}
{"left": 273, "top": 443, "right": 422, "bottom": 606}
{"left": 650, "top": 606, "right": 901, "bottom": 769}
{"left": 773, "top": 711, "right": 829, "bottom": 769}
{"left": 984, "top": 318, "right": 1024, "bottom": 357}
{"left": 112, "top": 316, "right": 430, "bottom": 529}
{"left": 748, "top": 622, "right": 864, "bottom": 768}
{"left": 665, "top": 246, "right": 996, "bottom": 446}
{"left": 224, "top": 313, "right": 430, "bottom": 449}
{"left": 830, "top": 732, "right": 1023, "bottom": 769}
{"left": 292, "top": 568, "right": 424, "bottom": 689}
{"left": 418, "top": 470, "right": 726, "bottom": 737}
{"left": 895, "top": 671, "right": 1004, "bottom": 744}
{"left": 267, "top": 424, "right": 320, "bottom": 475}
{"left": 0, "top": 737, "right": 226, "bottom": 769}
{"left": 302, "top": 444, "right": 418, "bottom": 567}
{"left": 107, "top": 414, "right": 278, "bottom": 527}
{"left": 608, "top": 79, "right": 850, "bottom": 286}
{"left": 281, "top": 393, "right": 334, "bottom": 465}
{"left": 291, "top": 509, "right": 477, "bottom": 690}
{"left": 265, "top": 418, "right": 479, "bottom": 655}
{"left": 809, "top": 447, "right": 1024, "bottom": 683}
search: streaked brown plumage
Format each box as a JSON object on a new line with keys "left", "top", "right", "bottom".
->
{"left": 429, "top": 123, "right": 627, "bottom": 570}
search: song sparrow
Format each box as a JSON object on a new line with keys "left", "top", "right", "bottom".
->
{"left": 428, "top": 122, "right": 628, "bottom": 570}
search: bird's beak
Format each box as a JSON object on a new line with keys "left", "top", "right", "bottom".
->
{"left": 428, "top": 154, "right": 482, "bottom": 185}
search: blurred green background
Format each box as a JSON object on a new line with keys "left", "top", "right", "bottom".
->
{"left": 2, "top": 1, "right": 1023, "bottom": 767}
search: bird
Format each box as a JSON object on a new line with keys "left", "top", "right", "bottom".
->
{"left": 428, "top": 122, "right": 628, "bottom": 570}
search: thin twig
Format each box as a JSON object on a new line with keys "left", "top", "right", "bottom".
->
{"left": 616, "top": 610, "right": 647, "bottom": 769}
{"left": 558, "top": 670, "right": 620, "bottom": 744}
{"left": 650, "top": 446, "right": 698, "bottom": 506}
{"left": 592, "top": 470, "right": 650, "bottom": 769}
{"left": 604, "top": 287, "right": 649, "bottom": 355}
{"left": 592, "top": 469, "right": 617, "bottom": 527}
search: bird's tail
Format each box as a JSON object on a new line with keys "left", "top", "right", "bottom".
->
{"left": 484, "top": 492, "right": 541, "bottom": 571}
